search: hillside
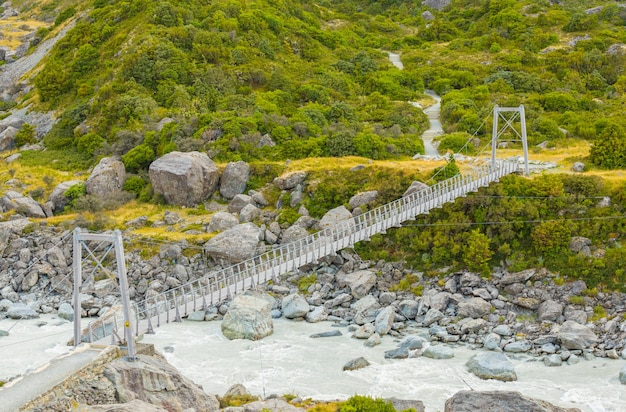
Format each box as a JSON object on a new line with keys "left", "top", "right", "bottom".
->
{"left": 0, "top": 0, "right": 625, "bottom": 292}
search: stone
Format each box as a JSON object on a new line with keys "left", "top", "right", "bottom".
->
{"left": 7, "top": 303, "right": 39, "bottom": 319}
{"left": 374, "top": 306, "right": 395, "bottom": 335}
{"left": 343, "top": 357, "right": 370, "bottom": 371}
{"left": 466, "top": 352, "right": 517, "bottom": 382}
{"left": 280, "top": 225, "right": 309, "bottom": 244}
{"left": 388, "top": 398, "right": 425, "bottom": 412}
{"left": 400, "top": 336, "right": 427, "bottom": 351}
{"left": 460, "top": 318, "right": 487, "bottom": 334}
{"left": 557, "top": 320, "right": 597, "bottom": 350}
{"left": 221, "top": 291, "right": 274, "bottom": 341}
{"left": 353, "top": 323, "right": 375, "bottom": 339}
{"left": 48, "top": 180, "right": 83, "bottom": 212}
{"left": 403, "top": 181, "right": 429, "bottom": 198}
{"left": 220, "top": 161, "right": 250, "bottom": 199}
{"left": 428, "top": 291, "right": 451, "bottom": 312}
{"left": 85, "top": 157, "right": 126, "bottom": 197}
{"left": 457, "top": 297, "right": 491, "bottom": 318}
{"left": 0, "top": 126, "right": 18, "bottom": 151}
{"left": 103, "top": 354, "right": 220, "bottom": 411}
{"left": 385, "top": 347, "right": 409, "bottom": 359}
{"left": 163, "top": 211, "right": 181, "bottom": 225}
{"left": 305, "top": 306, "right": 328, "bottom": 323}
{"left": 318, "top": 205, "right": 353, "bottom": 230}
{"left": 353, "top": 295, "right": 380, "bottom": 325}
{"left": 236, "top": 398, "right": 305, "bottom": 412}
{"left": 538, "top": 300, "right": 563, "bottom": 322}
{"left": 187, "top": 310, "right": 207, "bottom": 321}
{"left": 47, "top": 246, "right": 68, "bottom": 268}
{"left": 348, "top": 190, "right": 378, "bottom": 210}
{"left": 444, "top": 390, "right": 581, "bottom": 412}
{"left": 336, "top": 270, "right": 377, "bottom": 299}
{"left": 422, "top": 0, "right": 450, "bottom": 11}
{"left": 81, "top": 399, "right": 167, "bottom": 412}
{"left": 149, "top": 151, "right": 219, "bottom": 206}
{"left": 204, "top": 223, "right": 262, "bottom": 264}
{"left": 503, "top": 340, "right": 531, "bottom": 353}
{"left": 239, "top": 204, "right": 260, "bottom": 223}
{"left": 569, "top": 236, "right": 592, "bottom": 255}
{"left": 423, "top": 308, "right": 444, "bottom": 326}
{"left": 0, "top": 190, "right": 45, "bottom": 218}
{"left": 57, "top": 302, "right": 74, "bottom": 321}
{"left": 398, "top": 299, "right": 420, "bottom": 319}
{"left": 310, "top": 330, "right": 342, "bottom": 338}
{"left": 421, "top": 10, "right": 435, "bottom": 21}
{"left": 20, "top": 270, "right": 38, "bottom": 291}
{"left": 423, "top": 345, "right": 454, "bottom": 359}
{"left": 282, "top": 294, "right": 310, "bottom": 319}
{"left": 126, "top": 215, "right": 148, "bottom": 228}
{"left": 620, "top": 364, "right": 626, "bottom": 385}
{"left": 500, "top": 269, "right": 535, "bottom": 286}
{"left": 365, "top": 333, "right": 381, "bottom": 347}
{"left": 571, "top": 162, "right": 585, "bottom": 172}
{"left": 273, "top": 171, "right": 307, "bottom": 190}
{"left": 206, "top": 212, "right": 238, "bottom": 232}
{"left": 483, "top": 333, "right": 501, "bottom": 351}
{"left": 228, "top": 194, "right": 254, "bottom": 214}
{"left": 544, "top": 354, "right": 563, "bottom": 367}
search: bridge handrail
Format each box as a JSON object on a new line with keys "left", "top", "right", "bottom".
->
{"left": 87, "top": 160, "right": 518, "bottom": 339}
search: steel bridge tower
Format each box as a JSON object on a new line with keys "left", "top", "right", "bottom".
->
{"left": 491, "top": 105, "right": 530, "bottom": 176}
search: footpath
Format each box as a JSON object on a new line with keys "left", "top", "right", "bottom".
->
{"left": 0, "top": 344, "right": 103, "bottom": 411}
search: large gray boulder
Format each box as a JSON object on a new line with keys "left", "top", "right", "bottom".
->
{"left": 219, "top": 161, "right": 250, "bottom": 199}
{"left": 336, "top": 269, "right": 377, "bottom": 299}
{"left": 318, "top": 205, "right": 353, "bottom": 231}
{"left": 538, "top": 300, "right": 563, "bottom": 322}
{"left": 444, "top": 390, "right": 581, "bottom": 412}
{"left": 7, "top": 303, "right": 39, "bottom": 319}
{"left": 343, "top": 357, "right": 370, "bottom": 371}
{"left": 282, "top": 294, "right": 310, "bottom": 319}
{"left": 500, "top": 269, "right": 535, "bottom": 286}
{"left": 0, "top": 190, "right": 45, "bottom": 218}
{"left": 227, "top": 194, "right": 254, "bottom": 214}
{"left": 422, "top": 0, "right": 450, "bottom": 11}
{"left": 206, "top": 212, "right": 238, "bottom": 233}
{"left": 403, "top": 181, "right": 429, "bottom": 198}
{"left": 221, "top": 291, "right": 274, "bottom": 340}
{"left": 103, "top": 354, "right": 220, "bottom": 411}
{"left": 0, "top": 125, "right": 18, "bottom": 151}
{"left": 348, "top": 190, "right": 378, "bottom": 210}
{"left": 273, "top": 171, "right": 307, "bottom": 190}
{"left": 85, "top": 157, "right": 126, "bottom": 197}
{"left": 203, "top": 223, "right": 262, "bottom": 264}
{"left": 48, "top": 180, "right": 83, "bottom": 212}
{"left": 557, "top": 320, "right": 597, "bottom": 350}
{"left": 457, "top": 297, "right": 491, "bottom": 318}
{"left": 466, "top": 352, "right": 517, "bottom": 382}
{"left": 374, "top": 306, "right": 395, "bottom": 335}
{"left": 149, "top": 151, "right": 219, "bottom": 206}
{"left": 280, "top": 225, "right": 309, "bottom": 244}
{"left": 423, "top": 345, "right": 454, "bottom": 359}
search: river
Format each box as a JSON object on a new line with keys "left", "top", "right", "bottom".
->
{"left": 1, "top": 316, "right": 625, "bottom": 411}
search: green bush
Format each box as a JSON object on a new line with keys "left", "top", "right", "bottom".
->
{"left": 123, "top": 175, "right": 147, "bottom": 196}
{"left": 339, "top": 395, "right": 396, "bottom": 412}
{"left": 438, "top": 132, "right": 471, "bottom": 154}
{"left": 122, "top": 144, "right": 156, "bottom": 173}
{"left": 590, "top": 122, "right": 626, "bottom": 169}
{"left": 14, "top": 124, "right": 36, "bottom": 147}
{"left": 64, "top": 183, "right": 86, "bottom": 207}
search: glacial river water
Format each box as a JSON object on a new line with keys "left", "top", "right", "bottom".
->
{"left": 2, "top": 316, "right": 625, "bottom": 412}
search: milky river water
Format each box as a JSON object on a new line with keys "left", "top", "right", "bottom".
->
{"left": 2, "top": 315, "right": 625, "bottom": 411}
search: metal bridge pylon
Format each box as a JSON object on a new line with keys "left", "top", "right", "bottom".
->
{"left": 491, "top": 104, "right": 530, "bottom": 176}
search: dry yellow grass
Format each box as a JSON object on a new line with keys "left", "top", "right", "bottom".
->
{"left": 0, "top": 17, "right": 47, "bottom": 49}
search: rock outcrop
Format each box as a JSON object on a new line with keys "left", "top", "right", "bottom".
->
{"left": 0, "top": 190, "right": 46, "bottom": 218}
{"left": 149, "top": 151, "right": 219, "bottom": 206}
{"left": 444, "top": 390, "right": 581, "bottom": 412}
{"left": 85, "top": 157, "right": 126, "bottom": 197}
{"left": 221, "top": 291, "right": 274, "bottom": 340}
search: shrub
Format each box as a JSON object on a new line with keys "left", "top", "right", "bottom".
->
{"left": 438, "top": 132, "right": 471, "bottom": 154}
{"left": 14, "top": 124, "right": 36, "bottom": 146}
{"left": 590, "top": 122, "right": 626, "bottom": 169}
{"left": 122, "top": 144, "right": 156, "bottom": 173}
{"left": 64, "top": 183, "right": 86, "bottom": 207}
{"left": 123, "top": 176, "right": 147, "bottom": 196}
{"left": 339, "top": 395, "right": 396, "bottom": 412}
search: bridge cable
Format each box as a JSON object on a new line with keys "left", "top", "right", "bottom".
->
{"left": 400, "top": 214, "right": 626, "bottom": 228}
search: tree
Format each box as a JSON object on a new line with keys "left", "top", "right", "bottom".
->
{"left": 463, "top": 229, "right": 493, "bottom": 276}
{"left": 590, "top": 122, "right": 626, "bottom": 169}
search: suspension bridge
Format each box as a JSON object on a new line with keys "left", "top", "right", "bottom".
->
{"left": 0, "top": 105, "right": 530, "bottom": 410}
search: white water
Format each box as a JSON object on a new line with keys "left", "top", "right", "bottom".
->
{"left": 142, "top": 319, "right": 626, "bottom": 412}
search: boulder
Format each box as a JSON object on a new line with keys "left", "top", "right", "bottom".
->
{"left": 273, "top": 171, "right": 307, "bottom": 190}
{"left": 305, "top": 306, "right": 328, "bottom": 323}
{"left": 352, "top": 295, "right": 380, "bottom": 325}
{"left": 343, "top": 357, "right": 370, "bottom": 371}
{"left": 221, "top": 291, "right": 274, "bottom": 340}
{"left": 203, "top": 223, "right": 262, "bottom": 264}
{"left": 457, "top": 297, "right": 491, "bottom": 318}
{"left": 0, "top": 125, "right": 18, "bottom": 151}
{"left": 239, "top": 204, "right": 260, "bottom": 223}
{"left": 423, "top": 308, "right": 444, "bottom": 326}
{"left": 466, "top": 352, "right": 517, "bottom": 382}
{"left": 557, "top": 320, "right": 597, "bottom": 350}
{"left": 228, "top": 194, "right": 254, "bottom": 214}
{"left": 282, "top": 294, "right": 310, "bottom": 319}
{"left": 348, "top": 190, "right": 378, "bottom": 210}
{"left": 103, "top": 354, "right": 219, "bottom": 411}
{"left": 280, "top": 225, "right": 309, "bottom": 244}
{"left": 503, "top": 340, "right": 531, "bottom": 353}
{"left": 0, "top": 190, "right": 45, "bottom": 218}
{"left": 374, "top": 306, "right": 395, "bottom": 335}
{"left": 149, "top": 151, "right": 219, "bottom": 206}
{"left": 85, "top": 157, "right": 126, "bottom": 197}
{"left": 423, "top": 345, "right": 454, "bottom": 359}
{"left": 353, "top": 323, "right": 375, "bottom": 339}
{"left": 336, "top": 270, "right": 376, "bottom": 299}
{"left": 544, "top": 354, "right": 563, "bottom": 367}
{"left": 385, "top": 347, "right": 409, "bottom": 359}
{"left": 318, "top": 205, "right": 353, "bottom": 231}
{"left": 48, "top": 180, "right": 83, "bottom": 212}
{"left": 7, "top": 303, "right": 38, "bottom": 319}
{"left": 569, "top": 236, "right": 591, "bottom": 255}
{"left": 538, "top": 300, "right": 563, "bottom": 322}
{"left": 444, "top": 390, "right": 581, "bottom": 412}
{"left": 422, "top": 0, "right": 450, "bottom": 11}
{"left": 219, "top": 161, "right": 250, "bottom": 199}
{"left": 421, "top": 10, "right": 435, "bottom": 21}
{"left": 620, "top": 364, "right": 626, "bottom": 385}
{"left": 399, "top": 299, "right": 420, "bottom": 319}
{"left": 81, "top": 399, "right": 167, "bottom": 412}
{"left": 403, "top": 181, "right": 429, "bottom": 198}
{"left": 459, "top": 318, "right": 487, "bottom": 334}
{"left": 571, "top": 162, "right": 585, "bottom": 172}
{"left": 500, "top": 269, "right": 535, "bottom": 286}
{"left": 206, "top": 212, "right": 238, "bottom": 233}
{"left": 310, "top": 330, "right": 341, "bottom": 338}
{"left": 388, "top": 398, "right": 425, "bottom": 412}
{"left": 483, "top": 333, "right": 501, "bottom": 351}
{"left": 235, "top": 398, "right": 305, "bottom": 412}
